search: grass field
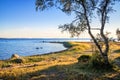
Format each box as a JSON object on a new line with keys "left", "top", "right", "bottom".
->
{"left": 0, "top": 42, "right": 120, "bottom": 80}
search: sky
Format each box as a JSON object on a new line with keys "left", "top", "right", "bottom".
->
{"left": 0, "top": 0, "right": 120, "bottom": 38}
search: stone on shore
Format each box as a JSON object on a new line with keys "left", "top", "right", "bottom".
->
{"left": 11, "top": 54, "right": 20, "bottom": 59}
{"left": 11, "top": 54, "right": 25, "bottom": 63}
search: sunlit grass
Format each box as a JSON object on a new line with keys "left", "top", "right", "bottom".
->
{"left": 0, "top": 42, "right": 120, "bottom": 80}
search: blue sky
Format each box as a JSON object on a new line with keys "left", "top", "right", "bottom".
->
{"left": 0, "top": 0, "right": 120, "bottom": 38}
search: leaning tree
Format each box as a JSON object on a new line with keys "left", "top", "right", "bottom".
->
{"left": 35, "top": 0, "right": 119, "bottom": 66}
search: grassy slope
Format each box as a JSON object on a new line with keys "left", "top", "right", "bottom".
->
{"left": 0, "top": 42, "right": 120, "bottom": 80}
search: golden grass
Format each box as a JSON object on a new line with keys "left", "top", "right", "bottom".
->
{"left": 0, "top": 42, "right": 120, "bottom": 80}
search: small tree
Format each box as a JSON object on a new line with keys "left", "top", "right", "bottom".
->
{"left": 116, "top": 28, "right": 120, "bottom": 41}
{"left": 35, "top": 0, "right": 119, "bottom": 66}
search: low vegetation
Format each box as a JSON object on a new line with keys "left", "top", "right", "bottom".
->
{"left": 0, "top": 42, "right": 120, "bottom": 80}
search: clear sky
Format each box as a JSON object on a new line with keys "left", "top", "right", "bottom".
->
{"left": 0, "top": 0, "right": 120, "bottom": 38}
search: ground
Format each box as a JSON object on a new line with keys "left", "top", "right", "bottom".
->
{"left": 0, "top": 42, "right": 120, "bottom": 80}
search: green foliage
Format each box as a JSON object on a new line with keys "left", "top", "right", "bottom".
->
{"left": 88, "top": 51, "right": 113, "bottom": 71}
{"left": 36, "top": 0, "right": 120, "bottom": 67}
{"left": 113, "top": 57, "right": 120, "bottom": 65}
{"left": 90, "top": 53, "right": 104, "bottom": 69}
{"left": 77, "top": 55, "right": 91, "bottom": 63}
{"left": 62, "top": 42, "right": 73, "bottom": 48}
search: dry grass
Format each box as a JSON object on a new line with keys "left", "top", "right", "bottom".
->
{"left": 0, "top": 42, "right": 120, "bottom": 80}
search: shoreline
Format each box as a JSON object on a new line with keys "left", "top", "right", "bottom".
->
{"left": 24, "top": 42, "right": 72, "bottom": 57}
{"left": 0, "top": 42, "right": 120, "bottom": 80}
{"left": 0, "top": 42, "right": 72, "bottom": 60}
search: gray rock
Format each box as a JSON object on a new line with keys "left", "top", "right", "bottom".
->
{"left": 11, "top": 54, "right": 20, "bottom": 59}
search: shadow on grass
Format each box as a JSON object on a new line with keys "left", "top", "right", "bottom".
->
{"left": 1, "top": 62, "right": 120, "bottom": 80}
{"left": 18, "top": 63, "right": 93, "bottom": 80}
{"left": 114, "top": 49, "right": 120, "bottom": 53}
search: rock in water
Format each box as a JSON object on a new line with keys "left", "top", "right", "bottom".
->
{"left": 11, "top": 54, "right": 20, "bottom": 59}
{"left": 36, "top": 47, "right": 39, "bottom": 49}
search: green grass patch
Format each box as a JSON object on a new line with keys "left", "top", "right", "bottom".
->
{"left": 24, "top": 56, "right": 44, "bottom": 63}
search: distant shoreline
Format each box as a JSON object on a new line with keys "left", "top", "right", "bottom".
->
{"left": 0, "top": 37, "right": 118, "bottom": 41}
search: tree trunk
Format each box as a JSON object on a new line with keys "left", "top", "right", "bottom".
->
{"left": 82, "top": 1, "right": 111, "bottom": 67}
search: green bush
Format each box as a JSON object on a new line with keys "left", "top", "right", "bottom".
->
{"left": 89, "top": 51, "right": 112, "bottom": 70}
{"left": 63, "top": 42, "right": 73, "bottom": 48}
{"left": 113, "top": 57, "right": 120, "bottom": 66}
{"left": 90, "top": 53, "right": 104, "bottom": 68}
{"left": 77, "top": 55, "right": 91, "bottom": 63}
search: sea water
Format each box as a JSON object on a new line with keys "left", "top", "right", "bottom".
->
{"left": 0, "top": 38, "right": 90, "bottom": 60}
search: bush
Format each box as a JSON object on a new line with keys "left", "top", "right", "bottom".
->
{"left": 113, "top": 57, "right": 120, "bottom": 66}
{"left": 63, "top": 42, "right": 73, "bottom": 48}
{"left": 77, "top": 55, "right": 91, "bottom": 63}
{"left": 89, "top": 51, "right": 112, "bottom": 70}
{"left": 89, "top": 53, "right": 104, "bottom": 68}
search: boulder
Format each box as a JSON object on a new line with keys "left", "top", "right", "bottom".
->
{"left": 11, "top": 54, "right": 20, "bottom": 59}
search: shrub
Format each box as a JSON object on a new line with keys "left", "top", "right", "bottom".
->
{"left": 113, "top": 57, "right": 120, "bottom": 66}
{"left": 89, "top": 51, "right": 112, "bottom": 70}
{"left": 77, "top": 55, "right": 91, "bottom": 63}
{"left": 63, "top": 42, "right": 73, "bottom": 48}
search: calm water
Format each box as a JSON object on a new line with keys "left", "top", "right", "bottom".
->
{"left": 0, "top": 38, "right": 90, "bottom": 60}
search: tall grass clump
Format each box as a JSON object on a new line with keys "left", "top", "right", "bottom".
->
{"left": 88, "top": 51, "right": 113, "bottom": 71}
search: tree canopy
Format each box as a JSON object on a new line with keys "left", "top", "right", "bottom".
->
{"left": 36, "top": 0, "right": 120, "bottom": 66}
